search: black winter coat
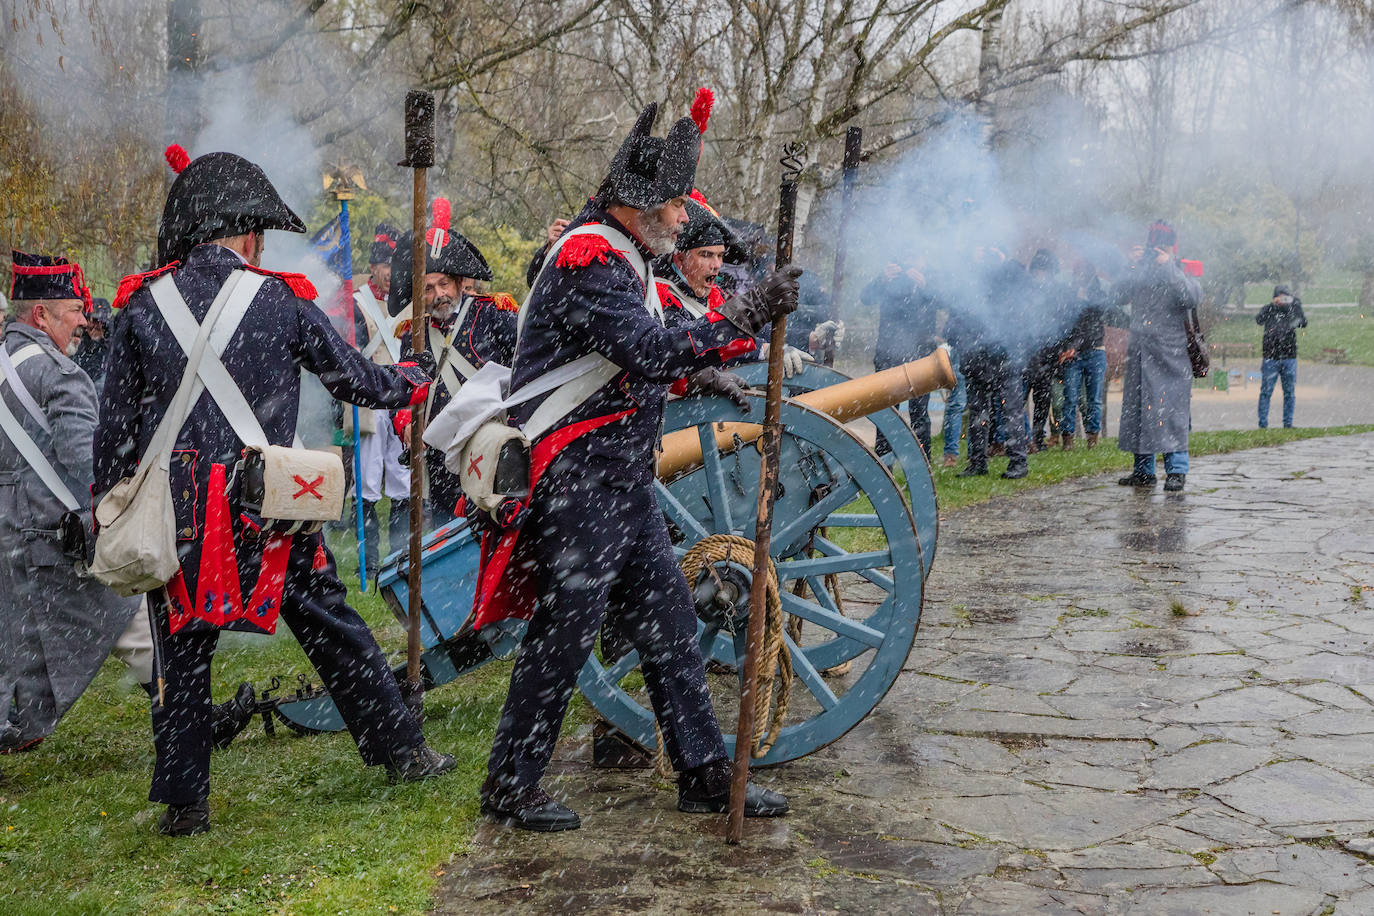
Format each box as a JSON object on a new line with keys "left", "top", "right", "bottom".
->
{"left": 1255, "top": 299, "right": 1307, "bottom": 360}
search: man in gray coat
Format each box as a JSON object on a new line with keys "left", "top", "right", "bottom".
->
{"left": 1113, "top": 222, "right": 1203, "bottom": 492}
{"left": 0, "top": 251, "right": 142, "bottom": 752}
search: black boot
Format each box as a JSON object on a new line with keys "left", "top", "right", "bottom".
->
{"left": 956, "top": 464, "right": 988, "bottom": 478}
{"left": 480, "top": 779, "right": 581, "bottom": 832}
{"left": 677, "top": 760, "right": 790, "bottom": 817}
{"left": 1001, "top": 460, "right": 1028, "bottom": 480}
{"left": 385, "top": 744, "right": 456, "bottom": 783}
{"left": 210, "top": 683, "right": 256, "bottom": 751}
{"left": 1117, "top": 473, "right": 1157, "bottom": 487}
{"left": 157, "top": 801, "right": 210, "bottom": 837}
{"left": 1163, "top": 473, "right": 1186, "bottom": 492}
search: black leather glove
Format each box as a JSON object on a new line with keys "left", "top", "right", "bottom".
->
{"left": 687, "top": 367, "right": 751, "bottom": 413}
{"left": 715, "top": 265, "right": 803, "bottom": 337}
{"left": 412, "top": 349, "right": 439, "bottom": 378}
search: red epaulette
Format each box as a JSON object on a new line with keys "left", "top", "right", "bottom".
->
{"left": 489, "top": 292, "right": 519, "bottom": 312}
{"left": 242, "top": 264, "right": 318, "bottom": 301}
{"left": 656, "top": 281, "right": 684, "bottom": 311}
{"left": 707, "top": 284, "right": 724, "bottom": 310}
{"left": 112, "top": 262, "right": 178, "bottom": 310}
{"left": 555, "top": 231, "right": 624, "bottom": 270}
{"left": 394, "top": 318, "right": 412, "bottom": 339}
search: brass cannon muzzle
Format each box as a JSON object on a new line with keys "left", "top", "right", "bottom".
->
{"left": 656, "top": 347, "right": 957, "bottom": 480}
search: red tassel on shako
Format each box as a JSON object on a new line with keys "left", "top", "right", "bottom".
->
{"left": 164, "top": 143, "right": 191, "bottom": 175}
{"left": 690, "top": 87, "right": 714, "bottom": 135}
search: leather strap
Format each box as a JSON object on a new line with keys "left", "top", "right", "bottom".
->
{"left": 0, "top": 361, "right": 80, "bottom": 510}
{"left": 148, "top": 271, "right": 270, "bottom": 452}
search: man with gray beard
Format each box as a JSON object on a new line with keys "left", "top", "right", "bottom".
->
{"left": 476, "top": 100, "right": 797, "bottom": 831}
{"left": 0, "top": 251, "right": 140, "bottom": 754}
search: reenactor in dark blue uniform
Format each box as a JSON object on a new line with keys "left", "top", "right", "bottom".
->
{"left": 390, "top": 199, "right": 517, "bottom": 527}
{"left": 478, "top": 101, "right": 798, "bottom": 831}
{"left": 94, "top": 151, "right": 454, "bottom": 837}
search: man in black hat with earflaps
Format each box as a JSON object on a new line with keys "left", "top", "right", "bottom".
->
{"left": 389, "top": 199, "right": 517, "bottom": 528}
{"left": 94, "top": 148, "right": 454, "bottom": 837}
{"left": 474, "top": 98, "right": 799, "bottom": 832}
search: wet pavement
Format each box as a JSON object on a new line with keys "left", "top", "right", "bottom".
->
{"left": 435, "top": 433, "right": 1374, "bottom": 915}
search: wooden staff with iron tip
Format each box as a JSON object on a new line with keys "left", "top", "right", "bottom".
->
{"left": 729, "top": 141, "right": 807, "bottom": 845}
{"left": 402, "top": 90, "right": 435, "bottom": 713}
{"left": 825, "top": 127, "right": 863, "bottom": 368}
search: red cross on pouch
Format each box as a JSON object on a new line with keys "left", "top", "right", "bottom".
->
{"left": 467, "top": 454, "right": 484, "bottom": 480}
{"left": 292, "top": 474, "right": 325, "bottom": 500}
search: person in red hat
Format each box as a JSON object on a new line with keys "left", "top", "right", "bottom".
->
{"left": 94, "top": 148, "right": 454, "bottom": 837}
{"left": 1113, "top": 220, "right": 1203, "bottom": 492}
{"left": 0, "top": 251, "right": 144, "bottom": 757}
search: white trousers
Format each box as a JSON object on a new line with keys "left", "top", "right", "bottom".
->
{"left": 358, "top": 411, "right": 411, "bottom": 501}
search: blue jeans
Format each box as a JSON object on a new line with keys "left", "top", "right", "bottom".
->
{"left": 1061, "top": 348, "right": 1106, "bottom": 436}
{"left": 1135, "top": 452, "right": 1189, "bottom": 476}
{"left": 941, "top": 359, "right": 966, "bottom": 457}
{"left": 1258, "top": 358, "right": 1297, "bottom": 428}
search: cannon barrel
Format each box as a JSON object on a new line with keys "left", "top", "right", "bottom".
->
{"left": 656, "top": 347, "right": 957, "bottom": 480}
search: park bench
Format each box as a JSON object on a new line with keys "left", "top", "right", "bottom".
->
{"left": 1210, "top": 341, "right": 1255, "bottom": 365}
{"left": 1321, "top": 347, "right": 1350, "bottom": 364}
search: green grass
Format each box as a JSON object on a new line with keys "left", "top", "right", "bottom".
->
{"left": 1242, "top": 269, "right": 1361, "bottom": 305}
{"left": 1207, "top": 305, "right": 1374, "bottom": 366}
{"left": 0, "top": 530, "right": 513, "bottom": 916}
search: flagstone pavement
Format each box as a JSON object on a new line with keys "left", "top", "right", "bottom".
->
{"left": 435, "top": 433, "right": 1374, "bottom": 915}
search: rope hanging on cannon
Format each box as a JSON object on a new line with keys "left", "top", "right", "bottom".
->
{"left": 678, "top": 534, "right": 797, "bottom": 758}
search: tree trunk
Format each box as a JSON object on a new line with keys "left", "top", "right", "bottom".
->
{"left": 976, "top": 7, "right": 1005, "bottom": 151}
{"left": 1360, "top": 269, "right": 1374, "bottom": 311}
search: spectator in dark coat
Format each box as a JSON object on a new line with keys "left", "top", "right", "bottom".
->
{"left": 862, "top": 259, "right": 938, "bottom": 454}
{"left": 1059, "top": 262, "right": 1111, "bottom": 449}
{"left": 1255, "top": 285, "right": 1307, "bottom": 429}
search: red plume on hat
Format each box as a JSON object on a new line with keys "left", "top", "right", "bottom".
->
{"left": 690, "top": 87, "right": 714, "bottom": 135}
{"left": 164, "top": 143, "right": 191, "bottom": 174}
{"left": 425, "top": 197, "right": 451, "bottom": 249}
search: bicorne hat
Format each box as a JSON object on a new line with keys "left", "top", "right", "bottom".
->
{"left": 1146, "top": 220, "right": 1177, "bottom": 251}
{"left": 386, "top": 198, "right": 493, "bottom": 316}
{"left": 157, "top": 148, "right": 306, "bottom": 267}
{"left": 677, "top": 191, "right": 747, "bottom": 264}
{"left": 9, "top": 250, "right": 93, "bottom": 312}
{"left": 594, "top": 99, "right": 704, "bottom": 211}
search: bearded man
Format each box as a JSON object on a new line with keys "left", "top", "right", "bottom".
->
{"left": 476, "top": 100, "right": 797, "bottom": 832}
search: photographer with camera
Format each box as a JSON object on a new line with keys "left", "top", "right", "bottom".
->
{"left": 1255, "top": 284, "right": 1307, "bottom": 429}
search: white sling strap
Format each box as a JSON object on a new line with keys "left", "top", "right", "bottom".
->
{"left": 0, "top": 345, "right": 80, "bottom": 511}
{"left": 515, "top": 223, "right": 664, "bottom": 442}
{"left": 148, "top": 271, "right": 270, "bottom": 451}
{"left": 659, "top": 273, "right": 709, "bottom": 319}
{"left": 354, "top": 286, "right": 401, "bottom": 363}
{"left": 0, "top": 343, "right": 51, "bottom": 433}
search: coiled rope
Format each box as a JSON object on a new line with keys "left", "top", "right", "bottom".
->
{"left": 651, "top": 534, "right": 796, "bottom": 775}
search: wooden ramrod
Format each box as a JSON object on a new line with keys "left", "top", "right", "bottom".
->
{"left": 656, "top": 347, "right": 958, "bottom": 480}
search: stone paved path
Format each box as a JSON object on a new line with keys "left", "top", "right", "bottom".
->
{"left": 435, "top": 433, "right": 1374, "bottom": 915}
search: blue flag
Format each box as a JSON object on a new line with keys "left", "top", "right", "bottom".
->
{"left": 310, "top": 215, "right": 350, "bottom": 278}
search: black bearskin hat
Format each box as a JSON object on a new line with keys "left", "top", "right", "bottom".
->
{"left": 9, "top": 250, "right": 93, "bottom": 313}
{"left": 385, "top": 198, "right": 493, "bottom": 316}
{"left": 594, "top": 103, "right": 700, "bottom": 211}
{"left": 370, "top": 222, "right": 402, "bottom": 265}
{"left": 157, "top": 151, "right": 306, "bottom": 267}
{"left": 676, "top": 191, "right": 747, "bottom": 264}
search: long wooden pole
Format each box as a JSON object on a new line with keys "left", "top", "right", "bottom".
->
{"left": 403, "top": 90, "right": 435, "bottom": 707}
{"left": 825, "top": 127, "right": 862, "bottom": 368}
{"left": 729, "top": 142, "right": 806, "bottom": 845}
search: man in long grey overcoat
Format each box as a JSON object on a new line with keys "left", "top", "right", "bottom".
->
{"left": 0, "top": 251, "right": 141, "bottom": 752}
{"left": 1113, "top": 221, "right": 1203, "bottom": 492}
